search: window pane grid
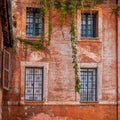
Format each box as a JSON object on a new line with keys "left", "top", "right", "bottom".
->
{"left": 24, "top": 67, "right": 43, "bottom": 101}
{"left": 81, "top": 14, "right": 96, "bottom": 38}
{"left": 80, "top": 68, "right": 97, "bottom": 102}
{"left": 26, "top": 7, "right": 43, "bottom": 36}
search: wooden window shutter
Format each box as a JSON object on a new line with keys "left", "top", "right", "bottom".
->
{"left": 3, "top": 49, "right": 11, "bottom": 90}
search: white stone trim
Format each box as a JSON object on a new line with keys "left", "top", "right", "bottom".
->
{"left": 77, "top": 7, "right": 103, "bottom": 41}
{"left": 99, "top": 101, "right": 117, "bottom": 104}
{"left": 44, "top": 101, "right": 117, "bottom": 105}
{"left": 20, "top": 61, "right": 49, "bottom": 104}
{"left": 79, "top": 63, "right": 98, "bottom": 68}
{"left": 76, "top": 62, "right": 102, "bottom": 103}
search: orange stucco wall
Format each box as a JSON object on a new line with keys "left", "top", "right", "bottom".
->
{"left": 3, "top": 105, "right": 118, "bottom": 120}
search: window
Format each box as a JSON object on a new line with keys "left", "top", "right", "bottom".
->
{"left": 25, "top": 67, "right": 43, "bottom": 101}
{"left": 80, "top": 68, "right": 97, "bottom": 102}
{"left": 81, "top": 13, "right": 97, "bottom": 38}
{"left": 21, "top": 62, "right": 49, "bottom": 104}
{"left": 26, "top": 7, "right": 43, "bottom": 36}
{"left": 3, "top": 49, "right": 11, "bottom": 90}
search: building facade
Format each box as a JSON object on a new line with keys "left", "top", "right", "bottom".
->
{"left": 2, "top": 0, "right": 120, "bottom": 120}
{"left": 0, "top": 0, "right": 13, "bottom": 120}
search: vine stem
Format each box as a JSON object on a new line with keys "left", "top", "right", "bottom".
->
{"left": 69, "top": 0, "right": 80, "bottom": 92}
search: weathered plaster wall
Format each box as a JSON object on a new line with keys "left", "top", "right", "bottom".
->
{"left": 3, "top": 105, "right": 118, "bottom": 120}
{"left": 102, "top": 6, "right": 117, "bottom": 103}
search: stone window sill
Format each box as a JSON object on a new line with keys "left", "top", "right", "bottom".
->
{"left": 78, "top": 37, "right": 102, "bottom": 43}
{"left": 20, "top": 101, "right": 44, "bottom": 106}
{"left": 80, "top": 37, "right": 100, "bottom": 40}
{"left": 25, "top": 36, "right": 41, "bottom": 41}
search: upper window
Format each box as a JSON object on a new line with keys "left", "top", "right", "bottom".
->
{"left": 80, "top": 68, "right": 97, "bottom": 102}
{"left": 25, "top": 67, "right": 43, "bottom": 101}
{"left": 81, "top": 13, "right": 97, "bottom": 38}
{"left": 26, "top": 7, "right": 43, "bottom": 37}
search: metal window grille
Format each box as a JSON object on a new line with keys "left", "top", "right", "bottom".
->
{"left": 24, "top": 67, "right": 43, "bottom": 101}
{"left": 81, "top": 13, "right": 96, "bottom": 38}
{"left": 26, "top": 7, "right": 43, "bottom": 36}
{"left": 80, "top": 68, "right": 97, "bottom": 102}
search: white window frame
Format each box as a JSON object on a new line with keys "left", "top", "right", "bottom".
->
{"left": 20, "top": 61, "right": 49, "bottom": 104}
{"left": 75, "top": 63, "right": 102, "bottom": 103}
{"left": 76, "top": 7, "right": 103, "bottom": 41}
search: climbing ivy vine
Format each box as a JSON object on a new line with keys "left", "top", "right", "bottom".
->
{"left": 17, "top": 0, "right": 103, "bottom": 92}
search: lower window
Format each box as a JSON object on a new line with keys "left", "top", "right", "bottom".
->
{"left": 80, "top": 68, "right": 97, "bottom": 102}
{"left": 24, "top": 67, "right": 43, "bottom": 101}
